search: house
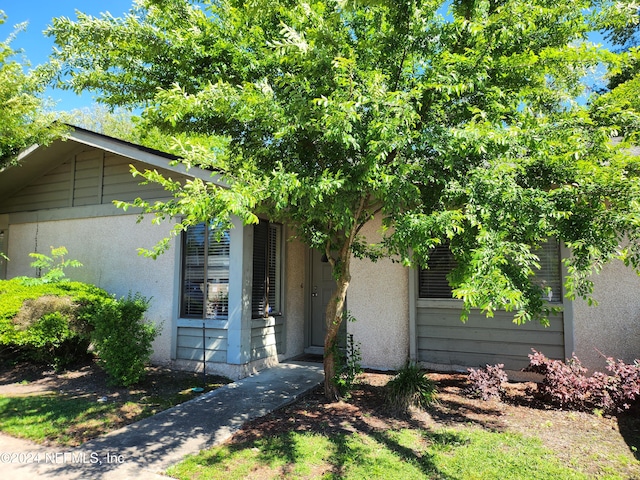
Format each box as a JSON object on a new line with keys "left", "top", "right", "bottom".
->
{"left": 0, "top": 127, "right": 637, "bottom": 378}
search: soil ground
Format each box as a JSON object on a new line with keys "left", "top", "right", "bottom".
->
{"left": 0, "top": 358, "right": 226, "bottom": 402}
{"left": 0, "top": 359, "right": 638, "bottom": 478}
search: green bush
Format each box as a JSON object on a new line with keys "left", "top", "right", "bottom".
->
{"left": 90, "top": 293, "right": 157, "bottom": 387}
{"left": 331, "top": 332, "right": 363, "bottom": 398}
{"left": 0, "top": 279, "right": 112, "bottom": 368}
{"left": 385, "top": 361, "right": 438, "bottom": 414}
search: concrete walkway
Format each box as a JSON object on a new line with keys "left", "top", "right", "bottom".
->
{"left": 0, "top": 361, "right": 324, "bottom": 480}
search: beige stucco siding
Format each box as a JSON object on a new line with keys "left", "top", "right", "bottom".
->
{"left": 572, "top": 259, "right": 640, "bottom": 371}
{"left": 348, "top": 219, "right": 409, "bottom": 371}
{"left": 5, "top": 215, "right": 178, "bottom": 364}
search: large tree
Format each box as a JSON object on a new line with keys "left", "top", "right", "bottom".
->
{"left": 49, "top": 0, "right": 640, "bottom": 399}
{"left": 589, "top": 0, "right": 640, "bottom": 139}
{"left": 0, "top": 11, "right": 63, "bottom": 167}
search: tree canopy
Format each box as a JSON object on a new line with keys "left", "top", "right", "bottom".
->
{"left": 49, "top": 0, "right": 640, "bottom": 398}
{"left": 0, "top": 11, "right": 64, "bottom": 167}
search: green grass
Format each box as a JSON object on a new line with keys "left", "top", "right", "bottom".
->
{"left": 0, "top": 377, "right": 229, "bottom": 446}
{"left": 0, "top": 394, "right": 119, "bottom": 445}
{"left": 167, "top": 427, "right": 588, "bottom": 480}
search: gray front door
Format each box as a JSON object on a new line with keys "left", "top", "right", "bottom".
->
{"left": 309, "top": 249, "right": 345, "bottom": 351}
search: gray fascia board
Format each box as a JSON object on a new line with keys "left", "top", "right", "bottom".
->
{"left": 67, "top": 129, "right": 230, "bottom": 188}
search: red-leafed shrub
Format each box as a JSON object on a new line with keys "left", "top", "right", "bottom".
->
{"left": 526, "top": 349, "right": 640, "bottom": 413}
{"left": 465, "top": 363, "right": 508, "bottom": 401}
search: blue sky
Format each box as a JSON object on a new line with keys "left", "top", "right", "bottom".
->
{"left": 2, "top": 0, "right": 135, "bottom": 111}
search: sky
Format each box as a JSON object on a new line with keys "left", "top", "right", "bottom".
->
{"left": 1, "top": 0, "right": 135, "bottom": 112}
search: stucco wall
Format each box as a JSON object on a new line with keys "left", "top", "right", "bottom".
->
{"left": 283, "top": 228, "right": 306, "bottom": 359}
{"left": 5, "top": 215, "right": 178, "bottom": 363}
{"left": 348, "top": 219, "right": 409, "bottom": 371}
{"left": 572, "top": 259, "right": 640, "bottom": 371}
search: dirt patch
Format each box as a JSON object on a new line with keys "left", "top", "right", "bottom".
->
{"left": 0, "top": 359, "right": 225, "bottom": 402}
{"left": 233, "top": 370, "right": 640, "bottom": 479}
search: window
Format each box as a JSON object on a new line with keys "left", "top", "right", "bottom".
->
{"left": 181, "top": 222, "right": 230, "bottom": 319}
{"left": 252, "top": 220, "right": 282, "bottom": 318}
{"left": 418, "top": 244, "right": 457, "bottom": 299}
{"left": 419, "top": 239, "right": 562, "bottom": 303}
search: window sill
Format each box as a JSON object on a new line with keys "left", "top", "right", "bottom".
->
{"left": 417, "top": 298, "right": 564, "bottom": 309}
{"left": 176, "top": 318, "right": 229, "bottom": 329}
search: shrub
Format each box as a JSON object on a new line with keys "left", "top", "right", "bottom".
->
{"left": 385, "top": 361, "right": 437, "bottom": 414}
{"left": 0, "top": 279, "right": 112, "bottom": 368}
{"left": 90, "top": 293, "right": 157, "bottom": 387}
{"left": 526, "top": 349, "right": 640, "bottom": 413}
{"left": 331, "top": 332, "right": 363, "bottom": 398}
{"left": 16, "top": 246, "right": 83, "bottom": 286}
{"left": 465, "top": 364, "right": 508, "bottom": 401}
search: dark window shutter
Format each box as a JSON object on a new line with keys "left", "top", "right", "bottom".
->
{"left": 252, "top": 221, "right": 269, "bottom": 318}
{"left": 267, "top": 224, "right": 278, "bottom": 312}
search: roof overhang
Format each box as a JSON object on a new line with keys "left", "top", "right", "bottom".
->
{"left": 0, "top": 126, "right": 229, "bottom": 204}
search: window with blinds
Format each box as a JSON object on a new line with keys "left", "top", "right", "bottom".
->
{"left": 252, "top": 220, "right": 282, "bottom": 318}
{"left": 180, "top": 222, "right": 230, "bottom": 319}
{"left": 418, "top": 244, "right": 457, "bottom": 299}
{"left": 419, "top": 239, "right": 562, "bottom": 303}
{"left": 532, "top": 239, "right": 563, "bottom": 303}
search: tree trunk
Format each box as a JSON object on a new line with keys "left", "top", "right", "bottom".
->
{"left": 322, "top": 196, "right": 366, "bottom": 401}
{"left": 323, "top": 251, "right": 351, "bottom": 401}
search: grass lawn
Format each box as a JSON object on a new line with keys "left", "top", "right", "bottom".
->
{"left": 0, "top": 360, "right": 230, "bottom": 446}
{"left": 167, "top": 427, "right": 589, "bottom": 480}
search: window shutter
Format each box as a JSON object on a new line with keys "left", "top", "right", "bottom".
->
{"left": 267, "top": 223, "right": 281, "bottom": 314}
{"left": 252, "top": 221, "right": 269, "bottom": 318}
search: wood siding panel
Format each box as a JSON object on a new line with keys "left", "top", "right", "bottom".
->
{"left": 101, "top": 156, "right": 183, "bottom": 203}
{"left": 176, "top": 326, "right": 227, "bottom": 363}
{"left": 73, "top": 150, "right": 102, "bottom": 207}
{"left": 0, "top": 162, "right": 72, "bottom": 213}
{"left": 0, "top": 148, "right": 189, "bottom": 214}
{"left": 176, "top": 347, "right": 227, "bottom": 363}
{"left": 250, "top": 318, "right": 284, "bottom": 361}
{"left": 417, "top": 307, "right": 564, "bottom": 370}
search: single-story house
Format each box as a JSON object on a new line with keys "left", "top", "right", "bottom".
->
{"left": 0, "top": 127, "right": 637, "bottom": 378}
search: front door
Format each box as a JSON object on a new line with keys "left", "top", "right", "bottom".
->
{"left": 308, "top": 249, "right": 345, "bottom": 353}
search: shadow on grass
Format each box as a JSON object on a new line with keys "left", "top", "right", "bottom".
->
{"left": 618, "top": 403, "right": 640, "bottom": 461}
{"left": 0, "top": 394, "right": 117, "bottom": 445}
{"left": 195, "top": 425, "right": 464, "bottom": 479}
